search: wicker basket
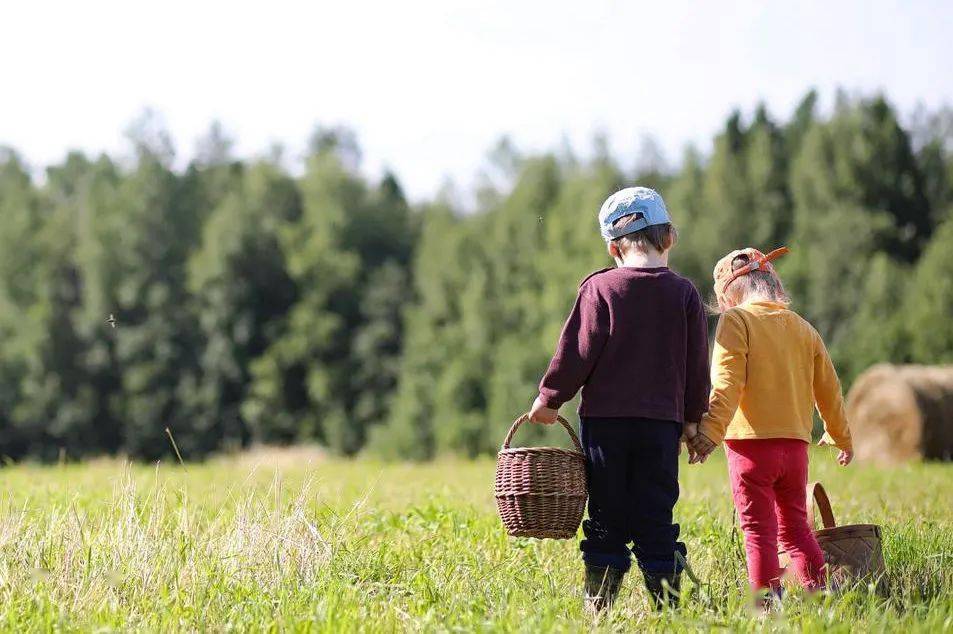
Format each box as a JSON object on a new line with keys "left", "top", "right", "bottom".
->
{"left": 781, "top": 482, "right": 886, "bottom": 591}
{"left": 495, "top": 414, "right": 587, "bottom": 539}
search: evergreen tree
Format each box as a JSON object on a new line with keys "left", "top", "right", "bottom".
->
{"left": 666, "top": 146, "right": 708, "bottom": 288}
{"left": 243, "top": 149, "right": 361, "bottom": 447}
{"left": 71, "top": 119, "right": 204, "bottom": 459}
{"left": 912, "top": 107, "right": 953, "bottom": 225}
{"left": 371, "top": 205, "right": 459, "bottom": 459}
{"left": 834, "top": 254, "right": 911, "bottom": 382}
{"left": 686, "top": 108, "right": 791, "bottom": 287}
{"left": 790, "top": 96, "right": 931, "bottom": 262}
{"left": 785, "top": 89, "right": 818, "bottom": 157}
{"left": 907, "top": 216, "right": 953, "bottom": 363}
{"left": 186, "top": 160, "right": 299, "bottom": 451}
{"left": 0, "top": 149, "right": 49, "bottom": 457}
{"left": 783, "top": 95, "right": 944, "bottom": 381}
{"left": 344, "top": 174, "right": 416, "bottom": 449}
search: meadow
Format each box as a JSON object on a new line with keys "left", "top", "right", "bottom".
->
{"left": 0, "top": 446, "right": 950, "bottom": 632}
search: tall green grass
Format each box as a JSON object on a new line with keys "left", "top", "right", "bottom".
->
{"left": 0, "top": 446, "right": 950, "bottom": 632}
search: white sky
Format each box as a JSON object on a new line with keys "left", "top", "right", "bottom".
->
{"left": 2, "top": 0, "right": 952, "bottom": 201}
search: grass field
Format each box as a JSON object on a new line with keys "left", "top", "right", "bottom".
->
{"left": 0, "top": 446, "right": 950, "bottom": 632}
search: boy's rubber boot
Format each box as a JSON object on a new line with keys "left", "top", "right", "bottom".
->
{"left": 584, "top": 564, "right": 626, "bottom": 614}
{"left": 642, "top": 571, "right": 681, "bottom": 609}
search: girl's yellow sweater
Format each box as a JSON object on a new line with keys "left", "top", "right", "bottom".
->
{"left": 699, "top": 300, "right": 852, "bottom": 450}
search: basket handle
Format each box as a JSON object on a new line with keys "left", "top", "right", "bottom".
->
{"left": 502, "top": 414, "right": 583, "bottom": 452}
{"left": 806, "top": 481, "right": 837, "bottom": 529}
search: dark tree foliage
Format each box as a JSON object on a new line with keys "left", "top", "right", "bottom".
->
{"left": 0, "top": 93, "right": 951, "bottom": 462}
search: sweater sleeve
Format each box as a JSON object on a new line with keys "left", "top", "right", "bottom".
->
{"left": 699, "top": 310, "right": 748, "bottom": 445}
{"left": 537, "top": 282, "right": 610, "bottom": 409}
{"left": 812, "top": 331, "right": 853, "bottom": 451}
{"left": 684, "top": 285, "right": 711, "bottom": 423}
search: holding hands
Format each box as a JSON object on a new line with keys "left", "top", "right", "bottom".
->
{"left": 683, "top": 422, "right": 717, "bottom": 464}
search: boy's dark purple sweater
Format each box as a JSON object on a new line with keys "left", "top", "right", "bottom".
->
{"left": 538, "top": 266, "right": 710, "bottom": 423}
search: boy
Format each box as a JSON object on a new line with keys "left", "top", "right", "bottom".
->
{"left": 528, "top": 187, "right": 710, "bottom": 612}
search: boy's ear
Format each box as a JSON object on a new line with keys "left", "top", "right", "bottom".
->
{"left": 607, "top": 241, "right": 621, "bottom": 259}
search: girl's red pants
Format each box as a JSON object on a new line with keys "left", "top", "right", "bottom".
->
{"left": 725, "top": 438, "right": 826, "bottom": 592}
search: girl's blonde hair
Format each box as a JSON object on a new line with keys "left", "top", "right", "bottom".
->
{"left": 717, "top": 253, "right": 791, "bottom": 312}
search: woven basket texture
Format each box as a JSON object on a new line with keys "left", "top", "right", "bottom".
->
{"left": 780, "top": 482, "right": 886, "bottom": 591}
{"left": 495, "top": 415, "right": 587, "bottom": 539}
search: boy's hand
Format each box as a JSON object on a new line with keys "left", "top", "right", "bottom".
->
{"left": 528, "top": 396, "right": 558, "bottom": 425}
{"left": 682, "top": 422, "right": 698, "bottom": 440}
{"left": 688, "top": 433, "right": 717, "bottom": 464}
{"left": 680, "top": 422, "right": 698, "bottom": 459}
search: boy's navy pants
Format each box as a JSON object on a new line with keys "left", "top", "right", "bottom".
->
{"left": 579, "top": 417, "right": 687, "bottom": 574}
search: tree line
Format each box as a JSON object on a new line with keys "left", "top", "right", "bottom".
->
{"left": 1, "top": 91, "right": 951, "bottom": 461}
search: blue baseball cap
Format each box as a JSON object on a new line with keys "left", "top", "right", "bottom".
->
{"left": 598, "top": 187, "right": 672, "bottom": 242}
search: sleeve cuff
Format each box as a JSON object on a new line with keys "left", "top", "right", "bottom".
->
{"left": 537, "top": 392, "right": 564, "bottom": 409}
{"left": 684, "top": 408, "right": 707, "bottom": 425}
{"left": 820, "top": 431, "right": 852, "bottom": 452}
{"left": 698, "top": 420, "right": 725, "bottom": 445}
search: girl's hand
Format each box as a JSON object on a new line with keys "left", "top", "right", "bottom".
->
{"left": 688, "top": 433, "right": 717, "bottom": 464}
{"left": 819, "top": 437, "right": 853, "bottom": 466}
{"left": 528, "top": 396, "right": 558, "bottom": 424}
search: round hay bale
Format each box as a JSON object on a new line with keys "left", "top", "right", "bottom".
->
{"left": 846, "top": 364, "right": 953, "bottom": 464}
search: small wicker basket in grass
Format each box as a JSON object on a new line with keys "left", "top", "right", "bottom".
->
{"left": 495, "top": 414, "right": 587, "bottom": 539}
{"left": 781, "top": 482, "right": 886, "bottom": 593}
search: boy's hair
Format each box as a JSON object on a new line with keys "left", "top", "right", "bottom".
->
{"left": 611, "top": 214, "right": 677, "bottom": 254}
{"left": 719, "top": 253, "right": 790, "bottom": 311}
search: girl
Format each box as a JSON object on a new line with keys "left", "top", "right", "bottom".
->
{"left": 688, "top": 247, "right": 852, "bottom": 604}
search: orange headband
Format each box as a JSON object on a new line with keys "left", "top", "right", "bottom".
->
{"left": 722, "top": 246, "right": 789, "bottom": 292}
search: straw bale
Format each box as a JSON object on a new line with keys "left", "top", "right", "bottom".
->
{"left": 845, "top": 364, "right": 953, "bottom": 464}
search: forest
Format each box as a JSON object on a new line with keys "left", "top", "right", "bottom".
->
{"left": 1, "top": 90, "right": 951, "bottom": 461}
